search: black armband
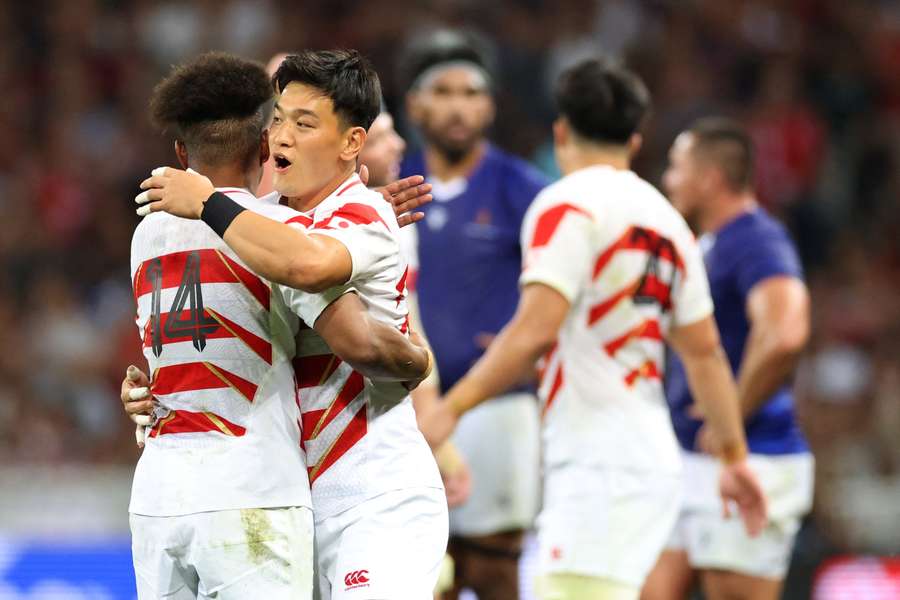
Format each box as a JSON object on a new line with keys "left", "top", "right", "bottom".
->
{"left": 200, "top": 192, "right": 246, "bottom": 238}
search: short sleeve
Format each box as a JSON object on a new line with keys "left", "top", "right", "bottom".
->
{"left": 518, "top": 199, "right": 594, "bottom": 303}
{"left": 733, "top": 232, "right": 803, "bottom": 298}
{"left": 276, "top": 281, "right": 356, "bottom": 328}
{"left": 672, "top": 234, "right": 714, "bottom": 327}
{"left": 309, "top": 203, "right": 396, "bottom": 282}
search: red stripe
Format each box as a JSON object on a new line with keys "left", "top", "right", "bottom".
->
{"left": 542, "top": 364, "right": 564, "bottom": 418}
{"left": 218, "top": 188, "right": 249, "bottom": 196}
{"left": 537, "top": 342, "right": 558, "bottom": 385}
{"left": 285, "top": 214, "right": 313, "bottom": 228}
{"left": 603, "top": 319, "right": 663, "bottom": 356}
{"left": 302, "top": 371, "right": 366, "bottom": 445}
{"left": 313, "top": 203, "right": 388, "bottom": 231}
{"left": 587, "top": 281, "right": 638, "bottom": 326}
{"left": 624, "top": 360, "right": 661, "bottom": 387}
{"left": 309, "top": 402, "right": 367, "bottom": 484}
{"left": 134, "top": 249, "right": 270, "bottom": 310}
{"left": 149, "top": 409, "right": 246, "bottom": 438}
{"left": 152, "top": 362, "right": 257, "bottom": 402}
{"left": 407, "top": 269, "right": 419, "bottom": 293}
{"left": 530, "top": 203, "right": 592, "bottom": 249}
{"left": 301, "top": 409, "right": 326, "bottom": 443}
{"left": 336, "top": 180, "right": 363, "bottom": 196}
{"left": 592, "top": 226, "right": 684, "bottom": 280}
{"left": 293, "top": 354, "right": 343, "bottom": 389}
{"left": 394, "top": 267, "right": 409, "bottom": 306}
{"left": 207, "top": 309, "right": 272, "bottom": 364}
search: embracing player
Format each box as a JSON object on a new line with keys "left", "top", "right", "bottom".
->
{"left": 642, "top": 118, "right": 813, "bottom": 600}
{"left": 124, "top": 52, "right": 433, "bottom": 600}
{"left": 136, "top": 50, "right": 448, "bottom": 599}
{"left": 419, "top": 58, "right": 767, "bottom": 600}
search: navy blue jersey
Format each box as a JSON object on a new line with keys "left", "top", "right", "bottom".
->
{"left": 401, "top": 144, "right": 549, "bottom": 392}
{"left": 666, "top": 208, "right": 809, "bottom": 454}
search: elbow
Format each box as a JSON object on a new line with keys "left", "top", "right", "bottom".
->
{"left": 772, "top": 324, "right": 809, "bottom": 359}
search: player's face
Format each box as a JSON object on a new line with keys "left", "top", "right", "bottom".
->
{"left": 410, "top": 67, "right": 494, "bottom": 161}
{"left": 663, "top": 133, "right": 708, "bottom": 221}
{"left": 269, "top": 82, "right": 354, "bottom": 200}
{"left": 359, "top": 113, "right": 405, "bottom": 187}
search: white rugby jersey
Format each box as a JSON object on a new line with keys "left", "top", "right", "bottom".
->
{"left": 264, "top": 173, "right": 442, "bottom": 519}
{"left": 520, "top": 166, "right": 713, "bottom": 474}
{"left": 129, "top": 187, "right": 311, "bottom": 517}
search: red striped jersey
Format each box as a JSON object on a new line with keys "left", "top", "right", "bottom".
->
{"left": 128, "top": 187, "right": 311, "bottom": 517}
{"left": 265, "top": 173, "right": 442, "bottom": 519}
{"left": 520, "top": 166, "right": 713, "bottom": 474}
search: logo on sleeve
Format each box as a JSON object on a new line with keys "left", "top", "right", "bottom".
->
{"left": 344, "top": 569, "right": 370, "bottom": 591}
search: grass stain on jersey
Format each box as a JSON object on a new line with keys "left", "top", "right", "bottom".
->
{"left": 240, "top": 508, "right": 275, "bottom": 564}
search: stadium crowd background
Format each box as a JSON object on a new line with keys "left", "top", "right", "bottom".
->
{"left": 0, "top": 0, "right": 897, "bottom": 595}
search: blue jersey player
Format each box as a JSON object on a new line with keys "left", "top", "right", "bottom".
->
{"left": 643, "top": 118, "right": 813, "bottom": 600}
{"left": 398, "top": 29, "right": 549, "bottom": 600}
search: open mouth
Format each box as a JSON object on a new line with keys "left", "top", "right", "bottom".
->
{"left": 273, "top": 154, "right": 292, "bottom": 171}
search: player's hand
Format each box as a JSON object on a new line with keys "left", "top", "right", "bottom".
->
{"left": 718, "top": 460, "right": 768, "bottom": 537}
{"left": 442, "top": 457, "right": 472, "bottom": 508}
{"left": 135, "top": 167, "right": 215, "bottom": 219}
{"left": 417, "top": 398, "right": 459, "bottom": 449}
{"left": 121, "top": 365, "right": 153, "bottom": 448}
{"left": 375, "top": 174, "right": 432, "bottom": 228}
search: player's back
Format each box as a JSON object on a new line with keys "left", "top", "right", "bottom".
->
{"left": 521, "top": 166, "right": 713, "bottom": 474}
{"left": 266, "top": 175, "right": 443, "bottom": 520}
{"left": 129, "top": 188, "right": 310, "bottom": 517}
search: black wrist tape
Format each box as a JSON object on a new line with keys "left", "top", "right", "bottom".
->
{"left": 201, "top": 192, "right": 246, "bottom": 237}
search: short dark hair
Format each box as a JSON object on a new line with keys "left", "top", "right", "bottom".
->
{"left": 398, "top": 28, "right": 496, "bottom": 90}
{"left": 555, "top": 58, "right": 650, "bottom": 145}
{"left": 149, "top": 52, "right": 273, "bottom": 168}
{"left": 273, "top": 50, "right": 381, "bottom": 130}
{"left": 687, "top": 117, "right": 755, "bottom": 192}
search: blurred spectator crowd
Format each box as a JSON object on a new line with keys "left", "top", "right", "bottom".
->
{"left": 0, "top": 0, "right": 897, "bottom": 556}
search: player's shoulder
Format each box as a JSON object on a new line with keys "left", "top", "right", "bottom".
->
{"left": 313, "top": 176, "right": 395, "bottom": 232}
{"left": 722, "top": 208, "right": 796, "bottom": 250}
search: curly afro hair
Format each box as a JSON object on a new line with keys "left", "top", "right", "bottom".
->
{"left": 150, "top": 52, "right": 273, "bottom": 168}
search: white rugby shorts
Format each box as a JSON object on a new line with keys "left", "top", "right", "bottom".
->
{"left": 536, "top": 463, "right": 682, "bottom": 588}
{"left": 130, "top": 506, "right": 314, "bottom": 600}
{"left": 666, "top": 451, "right": 814, "bottom": 579}
{"left": 314, "top": 487, "right": 448, "bottom": 600}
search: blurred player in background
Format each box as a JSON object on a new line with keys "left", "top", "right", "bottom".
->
{"left": 137, "top": 50, "right": 448, "bottom": 599}
{"left": 642, "top": 118, "right": 813, "bottom": 600}
{"left": 397, "top": 29, "right": 549, "bottom": 600}
{"left": 419, "top": 58, "right": 767, "bottom": 600}
{"left": 125, "top": 52, "right": 432, "bottom": 600}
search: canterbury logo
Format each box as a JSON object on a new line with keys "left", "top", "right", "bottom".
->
{"left": 344, "top": 569, "right": 370, "bottom": 588}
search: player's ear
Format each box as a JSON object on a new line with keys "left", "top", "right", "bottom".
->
{"left": 552, "top": 118, "right": 568, "bottom": 147}
{"left": 260, "top": 129, "right": 270, "bottom": 165}
{"left": 628, "top": 133, "right": 643, "bottom": 158}
{"left": 174, "top": 140, "right": 189, "bottom": 169}
{"left": 341, "top": 126, "right": 367, "bottom": 162}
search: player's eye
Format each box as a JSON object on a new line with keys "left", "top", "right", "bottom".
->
{"left": 272, "top": 115, "right": 282, "bottom": 124}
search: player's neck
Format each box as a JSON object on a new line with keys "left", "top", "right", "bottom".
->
{"left": 561, "top": 145, "right": 630, "bottom": 175}
{"left": 287, "top": 164, "right": 356, "bottom": 213}
{"left": 425, "top": 141, "right": 487, "bottom": 181}
{"left": 702, "top": 192, "right": 758, "bottom": 234}
{"left": 192, "top": 163, "right": 258, "bottom": 195}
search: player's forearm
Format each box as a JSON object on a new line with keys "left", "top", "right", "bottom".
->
{"left": 682, "top": 346, "right": 749, "bottom": 462}
{"left": 736, "top": 326, "right": 804, "bottom": 419}
{"left": 357, "top": 317, "right": 430, "bottom": 381}
{"left": 220, "top": 211, "right": 343, "bottom": 293}
{"left": 445, "top": 318, "right": 553, "bottom": 417}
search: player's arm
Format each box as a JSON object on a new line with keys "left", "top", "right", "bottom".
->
{"left": 735, "top": 276, "right": 810, "bottom": 418}
{"left": 314, "top": 292, "right": 431, "bottom": 383}
{"left": 134, "top": 167, "right": 432, "bottom": 293}
{"left": 668, "top": 316, "right": 748, "bottom": 463}
{"left": 418, "top": 283, "right": 567, "bottom": 447}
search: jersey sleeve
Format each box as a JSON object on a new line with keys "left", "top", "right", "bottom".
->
{"left": 518, "top": 198, "right": 594, "bottom": 303}
{"left": 309, "top": 202, "right": 397, "bottom": 283}
{"left": 672, "top": 234, "right": 714, "bottom": 327}
{"left": 274, "top": 221, "right": 357, "bottom": 327}
{"left": 733, "top": 231, "right": 803, "bottom": 298}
